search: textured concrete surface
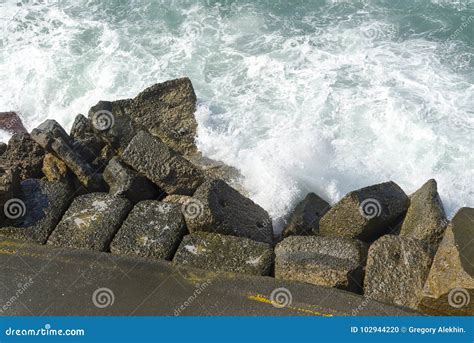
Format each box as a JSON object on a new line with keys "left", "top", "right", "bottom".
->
{"left": 0, "top": 238, "right": 417, "bottom": 316}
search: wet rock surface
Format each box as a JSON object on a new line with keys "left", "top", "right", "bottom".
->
{"left": 111, "top": 201, "right": 187, "bottom": 260}
{"left": 400, "top": 179, "right": 448, "bottom": 256}
{"left": 42, "top": 153, "right": 69, "bottom": 182}
{"left": 121, "top": 131, "right": 205, "bottom": 195}
{"left": 364, "top": 235, "right": 432, "bottom": 310}
{"left": 275, "top": 236, "right": 367, "bottom": 292}
{"left": 319, "top": 181, "right": 410, "bottom": 242}
{"left": 173, "top": 231, "right": 274, "bottom": 276}
{"left": 185, "top": 179, "right": 273, "bottom": 244}
{"left": 0, "top": 179, "right": 73, "bottom": 243}
{"left": 47, "top": 193, "right": 132, "bottom": 251}
{"left": 282, "top": 192, "right": 330, "bottom": 237}
{"left": 419, "top": 208, "right": 473, "bottom": 315}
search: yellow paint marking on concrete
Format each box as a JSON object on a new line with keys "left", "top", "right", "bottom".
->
{"left": 247, "top": 294, "right": 334, "bottom": 317}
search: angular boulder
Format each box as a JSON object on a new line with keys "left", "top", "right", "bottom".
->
{"left": 47, "top": 193, "right": 132, "bottom": 251}
{"left": 88, "top": 78, "right": 198, "bottom": 156}
{"left": 121, "top": 131, "right": 205, "bottom": 195}
{"left": 400, "top": 179, "right": 448, "bottom": 255}
{"left": 0, "top": 179, "right": 73, "bottom": 243}
{"left": 185, "top": 179, "right": 273, "bottom": 244}
{"left": 319, "top": 181, "right": 409, "bottom": 241}
{"left": 110, "top": 201, "right": 187, "bottom": 260}
{"left": 103, "top": 157, "right": 161, "bottom": 203}
{"left": 2, "top": 133, "right": 44, "bottom": 179}
{"left": 31, "top": 120, "right": 104, "bottom": 191}
{"left": 419, "top": 208, "right": 473, "bottom": 315}
{"left": 282, "top": 192, "right": 330, "bottom": 237}
{"left": 173, "top": 232, "right": 273, "bottom": 276}
{"left": 275, "top": 236, "right": 367, "bottom": 292}
{"left": 364, "top": 235, "right": 432, "bottom": 310}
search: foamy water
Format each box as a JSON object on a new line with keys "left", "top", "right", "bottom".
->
{"left": 1, "top": 0, "right": 473, "bottom": 230}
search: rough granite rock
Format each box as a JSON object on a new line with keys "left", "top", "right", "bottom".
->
{"left": 275, "top": 236, "right": 367, "bottom": 292}
{"left": 103, "top": 157, "right": 161, "bottom": 203}
{"left": 47, "top": 193, "right": 132, "bottom": 251}
{"left": 185, "top": 179, "right": 273, "bottom": 244}
{"left": 282, "top": 193, "right": 330, "bottom": 237}
{"left": 0, "top": 179, "right": 73, "bottom": 243}
{"left": 31, "top": 120, "right": 104, "bottom": 191}
{"left": 121, "top": 131, "right": 205, "bottom": 195}
{"left": 319, "top": 181, "right": 410, "bottom": 242}
{"left": 88, "top": 78, "right": 197, "bottom": 156}
{"left": 110, "top": 201, "right": 187, "bottom": 260}
{"left": 42, "top": 153, "right": 69, "bottom": 182}
{"left": 419, "top": 208, "right": 474, "bottom": 315}
{"left": 0, "top": 167, "right": 21, "bottom": 226}
{"left": 364, "top": 235, "right": 432, "bottom": 310}
{"left": 2, "top": 133, "right": 45, "bottom": 179}
{"left": 400, "top": 179, "right": 448, "bottom": 256}
{"left": 173, "top": 232, "right": 274, "bottom": 276}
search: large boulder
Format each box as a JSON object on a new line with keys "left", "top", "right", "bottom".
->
{"left": 282, "top": 192, "right": 330, "bottom": 237}
{"left": 275, "top": 236, "right": 367, "bottom": 292}
{"left": 319, "top": 181, "right": 409, "bottom": 242}
{"left": 2, "top": 133, "right": 45, "bottom": 179}
{"left": 0, "top": 112, "right": 27, "bottom": 134}
{"left": 103, "top": 157, "right": 161, "bottom": 203}
{"left": 88, "top": 78, "right": 198, "bottom": 156}
{"left": 399, "top": 179, "right": 448, "bottom": 256}
{"left": 364, "top": 235, "right": 432, "bottom": 310}
{"left": 184, "top": 179, "right": 273, "bottom": 244}
{"left": 121, "top": 131, "right": 205, "bottom": 195}
{"left": 47, "top": 193, "right": 132, "bottom": 251}
{"left": 419, "top": 208, "right": 473, "bottom": 315}
{"left": 31, "top": 120, "right": 104, "bottom": 191}
{"left": 110, "top": 201, "right": 187, "bottom": 260}
{"left": 0, "top": 179, "right": 73, "bottom": 243}
{"left": 173, "top": 232, "right": 273, "bottom": 276}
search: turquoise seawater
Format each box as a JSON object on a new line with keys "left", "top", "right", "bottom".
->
{"left": 1, "top": 0, "right": 473, "bottom": 229}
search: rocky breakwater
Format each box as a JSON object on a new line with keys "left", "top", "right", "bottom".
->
{"left": 0, "top": 77, "right": 471, "bottom": 316}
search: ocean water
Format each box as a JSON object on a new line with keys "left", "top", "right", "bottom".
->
{"left": 1, "top": 0, "right": 473, "bottom": 231}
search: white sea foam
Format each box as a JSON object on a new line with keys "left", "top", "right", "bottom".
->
{"left": 1, "top": 1, "right": 472, "bottom": 232}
